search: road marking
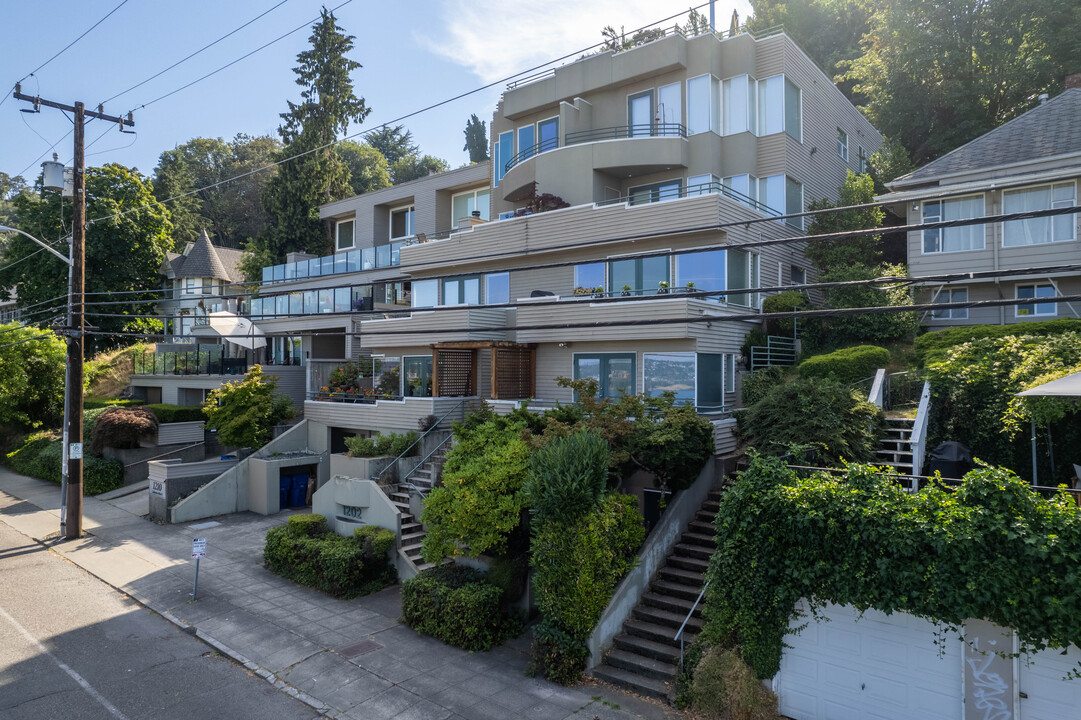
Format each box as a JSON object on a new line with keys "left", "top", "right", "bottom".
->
{"left": 0, "top": 605, "right": 131, "bottom": 720}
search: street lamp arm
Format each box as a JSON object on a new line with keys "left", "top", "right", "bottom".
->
{"left": 0, "top": 225, "right": 73, "bottom": 266}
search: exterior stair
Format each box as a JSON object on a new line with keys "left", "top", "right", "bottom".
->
{"left": 390, "top": 444, "right": 450, "bottom": 573}
{"left": 877, "top": 415, "right": 915, "bottom": 475}
{"left": 592, "top": 490, "right": 721, "bottom": 702}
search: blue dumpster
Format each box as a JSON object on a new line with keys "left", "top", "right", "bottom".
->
{"left": 279, "top": 475, "right": 291, "bottom": 510}
{"left": 289, "top": 474, "right": 310, "bottom": 508}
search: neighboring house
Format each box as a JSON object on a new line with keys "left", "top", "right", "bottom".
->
{"left": 130, "top": 25, "right": 881, "bottom": 447}
{"left": 0, "top": 287, "right": 18, "bottom": 324}
{"left": 878, "top": 80, "right": 1081, "bottom": 327}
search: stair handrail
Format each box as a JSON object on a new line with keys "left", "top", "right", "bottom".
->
{"left": 908, "top": 380, "right": 932, "bottom": 476}
{"left": 372, "top": 398, "right": 468, "bottom": 484}
{"left": 400, "top": 432, "right": 454, "bottom": 493}
{"left": 674, "top": 578, "right": 712, "bottom": 670}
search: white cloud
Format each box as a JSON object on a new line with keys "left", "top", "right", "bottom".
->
{"left": 430, "top": 0, "right": 754, "bottom": 84}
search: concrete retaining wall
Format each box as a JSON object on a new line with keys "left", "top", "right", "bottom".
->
{"left": 586, "top": 459, "right": 717, "bottom": 668}
{"left": 148, "top": 456, "right": 239, "bottom": 522}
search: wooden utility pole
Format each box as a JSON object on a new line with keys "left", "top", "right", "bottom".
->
{"left": 12, "top": 85, "right": 134, "bottom": 539}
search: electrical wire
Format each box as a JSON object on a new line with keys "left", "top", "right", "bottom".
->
{"left": 20, "top": 0, "right": 132, "bottom": 82}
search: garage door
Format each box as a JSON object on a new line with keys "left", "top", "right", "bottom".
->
{"left": 1018, "top": 644, "right": 1081, "bottom": 720}
{"left": 774, "top": 602, "right": 962, "bottom": 720}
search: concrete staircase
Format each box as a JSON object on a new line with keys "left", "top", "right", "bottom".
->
{"left": 592, "top": 490, "right": 721, "bottom": 701}
{"left": 389, "top": 444, "right": 450, "bottom": 572}
{"left": 877, "top": 416, "right": 915, "bottom": 475}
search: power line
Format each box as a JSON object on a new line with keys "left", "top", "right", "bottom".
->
{"left": 83, "top": 3, "right": 715, "bottom": 227}
{"left": 21, "top": 0, "right": 133, "bottom": 81}
{"left": 99, "top": 0, "right": 294, "bottom": 107}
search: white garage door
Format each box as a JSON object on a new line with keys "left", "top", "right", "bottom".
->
{"left": 775, "top": 602, "right": 962, "bottom": 720}
{"left": 1018, "top": 644, "right": 1081, "bottom": 720}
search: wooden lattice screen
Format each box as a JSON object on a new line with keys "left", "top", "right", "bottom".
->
{"left": 434, "top": 349, "right": 475, "bottom": 397}
{"left": 492, "top": 346, "right": 535, "bottom": 399}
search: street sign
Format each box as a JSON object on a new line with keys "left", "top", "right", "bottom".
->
{"left": 70, "top": 442, "right": 82, "bottom": 460}
{"left": 191, "top": 537, "right": 207, "bottom": 559}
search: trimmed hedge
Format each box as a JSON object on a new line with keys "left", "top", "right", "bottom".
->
{"left": 146, "top": 403, "right": 206, "bottom": 424}
{"left": 401, "top": 564, "right": 523, "bottom": 652}
{"left": 915, "top": 318, "right": 1081, "bottom": 365}
{"left": 83, "top": 398, "right": 144, "bottom": 410}
{"left": 263, "top": 514, "right": 397, "bottom": 598}
{"left": 344, "top": 431, "right": 418, "bottom": 458}
{"left": 797, "top": 345, "right": 890, "bottom": 386}
{"left": 5, "top": 432, "right": 123, "bottom": 495}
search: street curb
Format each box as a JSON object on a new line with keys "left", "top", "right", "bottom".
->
{"left": 25, "top": 521, "right": 335, "bottom": 717}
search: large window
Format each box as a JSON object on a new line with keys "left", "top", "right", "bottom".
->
{"left": 412, "top": 279, "right": 438, "bottom": 308}
{"left": 443, "top": 276, "right": 480, "bottom": 305}
{"left": 485, "top": 272, "right": 510, "bottom": 304}
{"left": 675, "top": 249, "right": 725, "bottom": 298}
{"left": 1003, "top": 182, "right": 1076, "bottom": 247}
{"left": 658, "top": 82, "right": 681, "bottom": 126}
{"left": 538, "top": 117, "right": 558, "bottom": 152}
{"left": 644, "top": 353, "right": 696, "bottom": 404}
{"left": 402, "top": 356, "right": 432, "bottom": 397}
{"left": 629, "top": 179, "right": 682, "bottom": 206}
{"left": 336, "top": 219, "right": 355, "bottom": 250}
{"left": 609, "top": 254, "right": 670, "bottom": 296}
{"left": 574, "top": 353, "right": 635, "bottom": 399}
{"left": 723, "top": 75, "right": 756, "bottom": 135}
{"left": 390, "top": 205, "right": 414, "bottom": 239}
{"left": 758, "top": 175, "right": 785, "bottom": 217}
{"left": 452, "top": 188, "right": 491, "bottom": 225}
{"left": 784, "top": 78, "right": 801, "bottom": 142}
{"left": 837, "top": 128, "right": 848, "bottom": 161}
{"left": 727, "top": 249, "right": 759, "bottom": 307}
{"left": 722, "top": 174, "right": 758, "bottom": 208}
{"left": 517, "top": 125, "right": 535, "bottom": 162}
{"left": 1016, "top": 284, "right": 1056, "bottom": 317}
{"left": 922, "top": 196, "right": 985, "bottom": 253}
{"left": 785, "top": 176, "right": 804, "bottom": 230}
{"left": 697, "top": 353, "right": 724, "bottom": 411}
{"left": 757, "top": 75, "right": 784, "bottom": 136}
{"left": 687, "top": 174, "right": 719, "bottom": 196}
{"left": 628, "top": 90, "right": 654, "bottom": 136}
{"left": 496, "top": 130, "right": 513, "bottom": 183}
{"left": 931, "top": 287, "right": 968, "bottom": 320}
{"left": 575, "top": 262, "right": 605, "bottom": 292}
{"left": 687, "top": 74, "right": 719, "bottom": 135}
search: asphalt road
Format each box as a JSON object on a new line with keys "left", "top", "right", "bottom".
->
{"left": 0, "top": 521, "right": 318, "bottom": 720}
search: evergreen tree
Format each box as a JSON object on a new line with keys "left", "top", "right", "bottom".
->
{"left": 260, "top": 7, "right": 370, "bottom": 261}
{"left": 462, "top": 114, "right": 489, "bottom": 162}
{"left": 365, "top": 124, "right": 417, "bottom": 165}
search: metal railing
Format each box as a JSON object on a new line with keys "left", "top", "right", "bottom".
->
{"left": 675, "top": 579, "right": 711, "bottom": 670}
{"left": 372, "top": 398, "right": 470, "bottom": 485}
{"left": 504, "top": 138, "right": 560, "bottom": 172}
{"left": 750, "top": 335, "right": 797, "bottom": 372}
{"left": 133, "top": 350, "right": 248, "bottom": 377}
{"left": 399, "top": 432, "right": 455, "bottom": 492}
{"left": 565, "top": 122, "right": 687, "bottom": 146}
{"left": 596, "top": 180, "right": 783, "bottom": 219}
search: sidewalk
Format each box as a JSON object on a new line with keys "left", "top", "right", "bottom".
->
{"left": 0, "top": 468, "right": 680, "bottom": 720}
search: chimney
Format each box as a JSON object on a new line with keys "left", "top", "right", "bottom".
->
{"left": 1066, "top": 73, "right": 1081, "bottom": 90}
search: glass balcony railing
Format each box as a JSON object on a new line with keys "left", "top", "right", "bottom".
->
{"left": 261, "top": 240, "right": 407, "bottom": 285}
{"left": 132, "top": 349, "right": 249, "bottom": 377}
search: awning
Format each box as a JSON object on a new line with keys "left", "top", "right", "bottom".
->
{"left": 1015, "top": 372, "right": 1081, "bottom": 397}
{"left": 207, "top": 311, "right": 266, "bottom": 350}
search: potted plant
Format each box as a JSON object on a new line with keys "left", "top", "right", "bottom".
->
{"left": 621, "top": 284, "right": 632, "bottom": 297}
{"left": 592, "top": 286, "right": 605, "bottom": 299}
{"left": 657, "top": 280, "right": 670, "bottom": 294}
{"left": 573, "top": 286, "right": 591, "bottom": 296}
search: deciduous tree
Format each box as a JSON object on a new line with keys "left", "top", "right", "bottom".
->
{"left": 336, "top": 139, "right": 390, "bottom": 195}
{"left": 0, "top": 322, "right": 65, "bottom": 429}
{"left": 203, "top": 365, "right": 294, "bottom": 448}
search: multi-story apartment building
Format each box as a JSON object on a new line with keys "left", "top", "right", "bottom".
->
{"left": 878, "top": 82, "right": 1081, "bottom": 327}
{"left": 131, "top": 25, "right": 880, "bottom": 451}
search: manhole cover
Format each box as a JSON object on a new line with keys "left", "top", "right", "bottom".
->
{"left": 338, "top": 640, "right": 382, "bottom": 658}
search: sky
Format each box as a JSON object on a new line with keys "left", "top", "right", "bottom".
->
{"left": 0, "top": 0, "right": 753, "bottom": 186}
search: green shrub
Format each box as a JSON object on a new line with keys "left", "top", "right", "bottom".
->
{"left": 89, "top": 406, "right": 159, "bottom": 453}
{"left": 741, "top": 366, "right": 787, "bottom": 407}
{"left": 531, "top": 494, "right": 645, "bottom": 642}
{"left": 526, "top": 619, "right": 590, "bottom": 686}
{"left": 762, "top": 290, "right": 811, "bottom": 336}
{"left": 524, "top": 430, "right": 609, "bottom": 525}
{"left": 485, "top": 554, "right": 529, "bottom": 603}
{"left": 690, "top": 648, "right": 781, "bottom": 720}
{"left": 740, "top": 327, "right": 768, "bottom": 367}
{"left": 738, "top": 377, "right": 884, "bottom": 466}
{"left": 82, "top": 456, "right": 124, "bottom": 495}
{"left": 263, "top": 514, "right": 396, "bottom": 598}
{"left": 915, "top": 318, "right": 1081, "bottom": 366}
{"left": 400, "top": 564, "right": 522, "bottom": 651}
{"left": 84, "top": 398, "right": 144, "bottom": 410}
{"left": 797, "top": 345, "right": 890, "bottom": 386}
{"left": 808, "top": 263, "right": 916, "bottom": 352}
{"left": 5, "top": 432, "right": 122, "bottom": 495}
{"left": 632, "top": 396, "right": 715, "bottom": 491}
{"left": 146, "top": 403, "right": 206, "bottom": 424}
{"left": 344, "top": 431, "right": 418, "bottom": 458}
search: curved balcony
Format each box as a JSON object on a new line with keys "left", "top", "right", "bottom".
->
{"left": 500, "top": 123, "right": 689, "bottom": 203}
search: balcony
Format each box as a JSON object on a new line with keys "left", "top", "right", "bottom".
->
{"left": 359, "top": 307, "right": 513, "bottom": 346}
{"left": 261, "top": 242, "right": 406, "bottom": 286}
{"left": 500, "top": 123, "right": 689, "bottom": 203}
{"left": 132, "top": 348, "right": 249, "bottom": 377}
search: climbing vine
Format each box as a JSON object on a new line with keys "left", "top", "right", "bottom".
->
{"left": 702, "top": 454, "right": 1081, "bottom": 679}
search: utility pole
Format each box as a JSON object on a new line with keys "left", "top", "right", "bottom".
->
{"left": 12, "top": 84, "right": 134, "bottom": 539}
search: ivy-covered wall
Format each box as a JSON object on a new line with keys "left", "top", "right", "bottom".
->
{"left": 702, "top": 455, "right": 1081, "bottom": 679}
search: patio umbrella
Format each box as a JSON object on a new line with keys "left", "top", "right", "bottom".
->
{"left": 207, "top": 310, "right": 267, "bottom": 350}
{"left": 1015, "top": 371, "right": 1081, "bottom": 485}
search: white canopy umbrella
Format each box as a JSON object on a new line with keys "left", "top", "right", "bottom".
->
{"left": 207, "top": 310, "right": 267, "bottom": 350}
{"left": 1015, "top": 371, "right": 1081, "bottom": 485}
